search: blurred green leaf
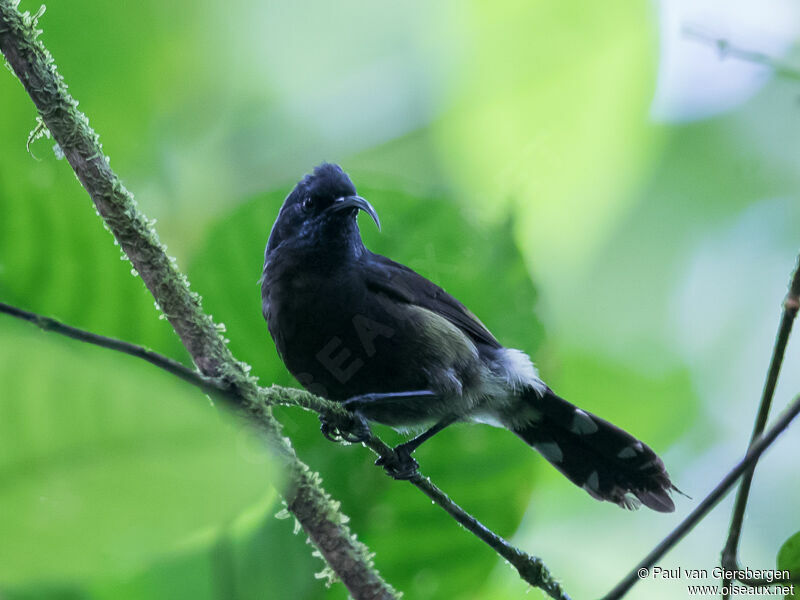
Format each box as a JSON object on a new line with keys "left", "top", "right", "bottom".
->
{"left": 778, "top": 531, "right": 800, "bottom": 599}
{"left": 0, "top": 320, "right": 276, "bottom": 584}
{"left": 1, "top": 495, "right": 337, "bottom": 600}
{"left": 1, "top": 585, "right": 88, "bottom": 600}
{"left": 0, "top": 157, "right": 188, "bottom": 363}
{"left": 550, "top": 350, "right": 696, "bottom": 450}
{"left": 435, "top": 0, "right": 659, "bottom": 279}
{"left": 83, "top": 495, "right": 332, "bottom": 600}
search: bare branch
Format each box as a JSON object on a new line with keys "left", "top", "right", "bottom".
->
{"left": 683, "top": 26, "right": 800, "bottom": 82}
{"left": 0, "top": 301, "right": 232, "bottom": 400}
{"left": 603, "top": 253, "right": 800, "bottom": 600}
{"left": 719, "top": 254, "right": 800, "bottom": 594}
{"left": 405, "top": 465, "right": 569, "bottom": 600}
{"left": 602, "top": 392, "right": 800, "bottom": 600}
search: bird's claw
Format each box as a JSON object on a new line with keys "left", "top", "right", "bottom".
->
{"left": 319, "top": 410, "right": 371, "bottom": 444}
{"left": 375, "top": 445, "right": 419, "bottom": 480}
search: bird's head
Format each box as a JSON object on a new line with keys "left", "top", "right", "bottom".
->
{"left": 266, "top": 163, "right": 380, "bottom": 255}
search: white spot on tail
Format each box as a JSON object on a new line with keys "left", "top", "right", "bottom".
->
{"left": 570, "top": 409, "right": 599, "bottom": 434}
{"left": 586, "top": 470, "right": 600, "bottom": 492}
{"left": 536, "top": 442, "right": 563, "bottom": 463}
{"left": 582, "top": 482, "right": 604, "bottom": 501}
{"left": 501, "top": 348, "right": 547, "bottom": 395}
{"left": 617, "top": 446, "right": 638, "bottom": 459}
{"left": 638, "top": 457, "right": 662, "bottom": 470}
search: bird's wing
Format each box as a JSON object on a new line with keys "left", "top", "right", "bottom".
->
{"left": 362, "top": 251, "right": 502, "bottom": 349}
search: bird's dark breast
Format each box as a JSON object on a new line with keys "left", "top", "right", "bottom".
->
{"left": 264, "top": 262, "right": 436, "bottom": 401}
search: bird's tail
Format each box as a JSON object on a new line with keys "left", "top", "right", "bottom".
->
{"left": 508, "top": 387, "right": 676, "bottom": 512}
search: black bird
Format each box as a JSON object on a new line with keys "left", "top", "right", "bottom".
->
{"left": 261, "top": 163, "right": 677, "bottom": 512}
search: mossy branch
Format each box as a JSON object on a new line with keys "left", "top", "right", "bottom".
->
{"left": 0, "top": 4, "right": 394, "bottom": 599}
{"left": 0, "top": 4, "right": 568, "bottom": 599}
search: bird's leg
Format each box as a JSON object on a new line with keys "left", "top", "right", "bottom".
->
{"left": 319, "top": 389, "right": 437, "bottom": 445}
{"left": 393, "top": 414, "right": 458, "bottom": 457}
{"left": 323, "top": 389, "right": 452, "bottom": 478}
{"left": 375, "top": 414, "right": 458, "bottom": 480}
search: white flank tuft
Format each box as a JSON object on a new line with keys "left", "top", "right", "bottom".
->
{"left": 501, "top": 348, "right": 548, "bottom": 395}
{"left": 536, "top": 442, "right": 564, "bottom": 463}
{"left": 586, "top": 470, "right": 600, "bottom": 492}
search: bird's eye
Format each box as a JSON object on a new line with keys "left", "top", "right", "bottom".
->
{"left": 302, "top": 197, "right": 314, "bottom": 212}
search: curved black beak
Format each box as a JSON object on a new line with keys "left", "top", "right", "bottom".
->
{"left": 327, "top": 195, "right": 381, "bottom": 231}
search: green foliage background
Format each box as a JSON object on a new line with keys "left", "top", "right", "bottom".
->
{"left": 1, "top": 1, "right": 799, "bottom": 599}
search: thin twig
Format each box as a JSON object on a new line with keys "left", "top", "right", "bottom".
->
{"left": 0, "top": 300, "right": 569, "bottom": 599}
{"left": 601, "top": 393, "right": 800, "bottom": 600}
{"left": 683, "top": 26, "right": 800, "bottom": 82}
{"left": 0, "top": 301, "right": 235, "bottom": 401}
{"left": 0, "top": 300, "right": 367, "bottom": 427}
{"left": 0, "top": 301, "right": 339, "bottom": 415}
{"left": 362, "top": 436, "right": 570, "bottom": 599}
{"left": 720, "top": 255, "right": 800, "bottom": 594}
{"left": 408, "top": 466, "right": 570, "bottom": 599}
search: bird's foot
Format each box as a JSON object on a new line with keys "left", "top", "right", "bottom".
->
{"left": 319, "top": 409, "right": 371, "bottom": 444}
{"left": 375, "top": 443, "right": 420, "bottom": 480}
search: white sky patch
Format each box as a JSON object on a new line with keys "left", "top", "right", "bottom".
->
{"left": 501, "top": 348, "right": 547, "bottom": 395}
{"left": 241, "top": 0, "right": 464, "bottom": 153}
{"left": 651, "top": 0, "right": 800, "bottom": 122}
